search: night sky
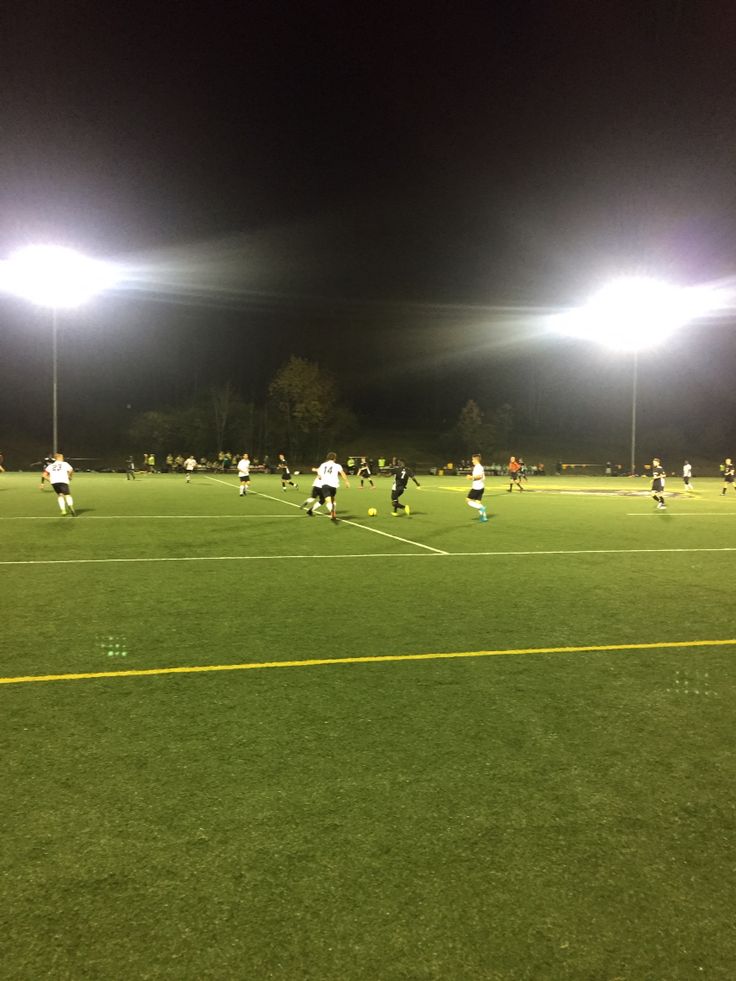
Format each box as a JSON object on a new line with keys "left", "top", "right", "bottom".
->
{"left": 2, "top": 0, "right": 736, "bottom": 457}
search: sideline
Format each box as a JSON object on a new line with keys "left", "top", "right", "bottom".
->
{"left": 2, "top": 638, "right": 734, "bottom": 687}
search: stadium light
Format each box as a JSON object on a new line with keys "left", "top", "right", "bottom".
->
{"left": 0, "top": 245, "right": 119, "bottom": 453}
{"left": 551, "top": 277, "right": 727, "bottom": 473}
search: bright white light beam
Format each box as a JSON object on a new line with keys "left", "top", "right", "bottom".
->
{"left": 0, "top": 245, "right": 119, "bottom": 308}
{"left": 551, "top": 276, "right": 727, "bottom": 351}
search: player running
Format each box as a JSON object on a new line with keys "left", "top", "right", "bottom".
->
{"left": 42, "top": 453, "right": 76, "bottom": 516}
{"left": 277, "top": 453, "right": 299, "bottom": 492}
{"left": 301, "top": 468, "right": 325, "bottom": 516}
{"left": 357, "top": 456, "right": 375, "bottom": 489}
{"left": 390, "top": 459, "right": 420, "bottom": 515}
{"left": 722, "top": 458, "right": 735, "bottom": 495}
{"left": 308, "top": 452, "right": 349, "bottom": 522}
{"left": 651, "top": 457, "right": 667, "bottom": 510}
{"left": 508, "top": 456, "right": 524, "bottom": 492}
{"left": 184, "top": 455, "right": 197, "bottom": 483}
{"left": 237, "top": 453, "right": 252, "bottom": 496}
{"left": 466, "top": 453, "right": 488, "bottom": 521}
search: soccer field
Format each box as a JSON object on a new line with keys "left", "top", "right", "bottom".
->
{"left": 2, "top": 471, "right": 735, "bottom": 980}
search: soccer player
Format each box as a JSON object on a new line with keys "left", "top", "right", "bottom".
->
{"left": 237, "top": 453, "right": 252, "bottom": 496}
{"left": 357, "top": 456, "right": 375, "bottom": 489}
{"left": 125, "top": 456, "right": 136, "bottom": 480}
{"left": 466, "top": 453, "right": 488, "bottom": 521}
{"left": 39, "top": 454, "right": 54, "bottom": 490}
{"left": 390, "top": 459, "right": 420, "bottom": 515}
{"left": 508, "top": 456, "right": 523, "bottom": 492}
{"left": 682, "top": 460, "right": 694, "bottom": 492}
{"left": 277, "top": 453, "right": 299, "bottom": 492}
{"left": 722, "top": 458, "right": 735, "bottom": 495}
{"left": 308, "top": 452, "right": 349, "bottom": 522}
{"left": 184, "top": 455, "right": 197, "bottom": 483}
{"left": 301, "top": 468, "right": 325, "bottom": 515}
{"left": 651, "top": 457, "right": 666, "bottom": 510}
{"left": 43, "top": 453, "right": 76, "bottom": 516}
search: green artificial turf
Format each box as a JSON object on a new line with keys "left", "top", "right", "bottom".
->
{"left": 1, "top": 471, "right": 735, "bottom": 979}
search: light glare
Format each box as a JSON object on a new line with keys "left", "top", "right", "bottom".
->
{"left": 552, "top": 276, "right": 726, "bottom": 351}
{"left": 0, "top": 245, "right": 119, "bottom": 308}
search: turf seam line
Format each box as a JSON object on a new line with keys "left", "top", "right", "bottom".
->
{"left": 2, "top": 639, "right": 734, "bottom": 686}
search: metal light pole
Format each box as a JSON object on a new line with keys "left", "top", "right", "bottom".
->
{"left": 0, "top": 245, "right": 118, "bottom": 453}
{"left": 552, "top": 277, "right": 726, "bottom": 474}
{"left": 630, "top": 349, "right": 637, "bottom": 476}
{"left": 51, "top": 307, "right": 59, "bottom": 454}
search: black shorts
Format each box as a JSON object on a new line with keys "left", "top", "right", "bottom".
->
{"left": 52, "top": 482, "right": 70, "bottom": 495}
{"left": 509, "top": 472, "right": 519, "bottom": 481}
{"left": 651, "top": 479, "right": 664, "bottom": 493}
{"left": 358, "top": 467, "right": 371, "bottom": 477}
{"left": 322, "top": 484, "right": 337, "bottom": 499}
{"left": 281, "top": 470, "right": 292, "bottom": 481}
{"left": 311, "top": 485, "right": 325, "bottom": 502}
{"left": 724, "top": 476, "right": 734, "bottom": 483}
{"left": 467, "top": 488, "right": 484, "bottom": 501}
{"left": 391, "top": 484, "right": 407, "bottom": 501}
{"left": 239, "top": 474, "right": 250, "bottom": 482}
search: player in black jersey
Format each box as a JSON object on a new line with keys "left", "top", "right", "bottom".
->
{"left": 651, "top": 458, "right": 666, "bottom": 510}
{"left": 357, "top": 456, "right": 375, "bottom": 489}
{"left": 277, "top": 453, "right": 298, "bottom": 492}
{"left": 390, "top": 460, "right": 420, "bottom": 515}
{"left": 722, "top": 458, "right": 735, "bottom": 495}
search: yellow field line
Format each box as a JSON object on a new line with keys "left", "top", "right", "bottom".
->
{"left": 1, "top": 638, "right": 734, "bottom": 687}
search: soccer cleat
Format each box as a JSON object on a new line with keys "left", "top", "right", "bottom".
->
{"left": 391, "top": 510, "right": 398, "bottom": 516}
{"left": 306, "top": 509, "right": 313, "bottom": 516}
{"left": 479, "top": 506, "right": 487, "bottom": 521}
{"left": 405, "top": 504, "right": 411, "bottom": 516}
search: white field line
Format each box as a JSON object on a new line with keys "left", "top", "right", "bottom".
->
{"left": 626, "top": 512, "right": 736, "bottom": 517}
{"left": 3, "top": 545, "right": 736, "bottom": 567}
{"left": 205, "top": 475, "right": 449, "bottom": 556}
{"left": 0, "top": 515, "right": 299, "bottom": 520}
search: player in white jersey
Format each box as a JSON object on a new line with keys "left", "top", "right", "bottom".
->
{"left": 308, "top": 452, "right": 349, "bottom": 522}
{"left": 466, "top": 454, "right": 487, "bottom": 522}
{"left": 184, "top": 455, "right": 197, "bottom": 483}
{"left": 237, "top": 453, "right": 252, "bottom": 496}
{"left": 301, "top": 469, "right": 325, "bottom": 515}
{"left": 42, "top": 453, "right": 76, "bottom": 516}
{"left": 682, "top": 460, "right": 694, "bottom": 491}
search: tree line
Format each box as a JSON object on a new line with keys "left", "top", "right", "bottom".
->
{"left": 127, "top": 355, "right": 514, "bottom": 461}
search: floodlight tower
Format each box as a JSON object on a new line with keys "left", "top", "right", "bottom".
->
{"left": 552, "top": 277, "right": 725, "bottom": 474}
{"left": 0, "top": 246, "right": 118, "bottom": 452}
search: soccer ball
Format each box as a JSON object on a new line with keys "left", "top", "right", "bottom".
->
{"left": 368, "top": 507, "right": 378, "bottom": 517}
